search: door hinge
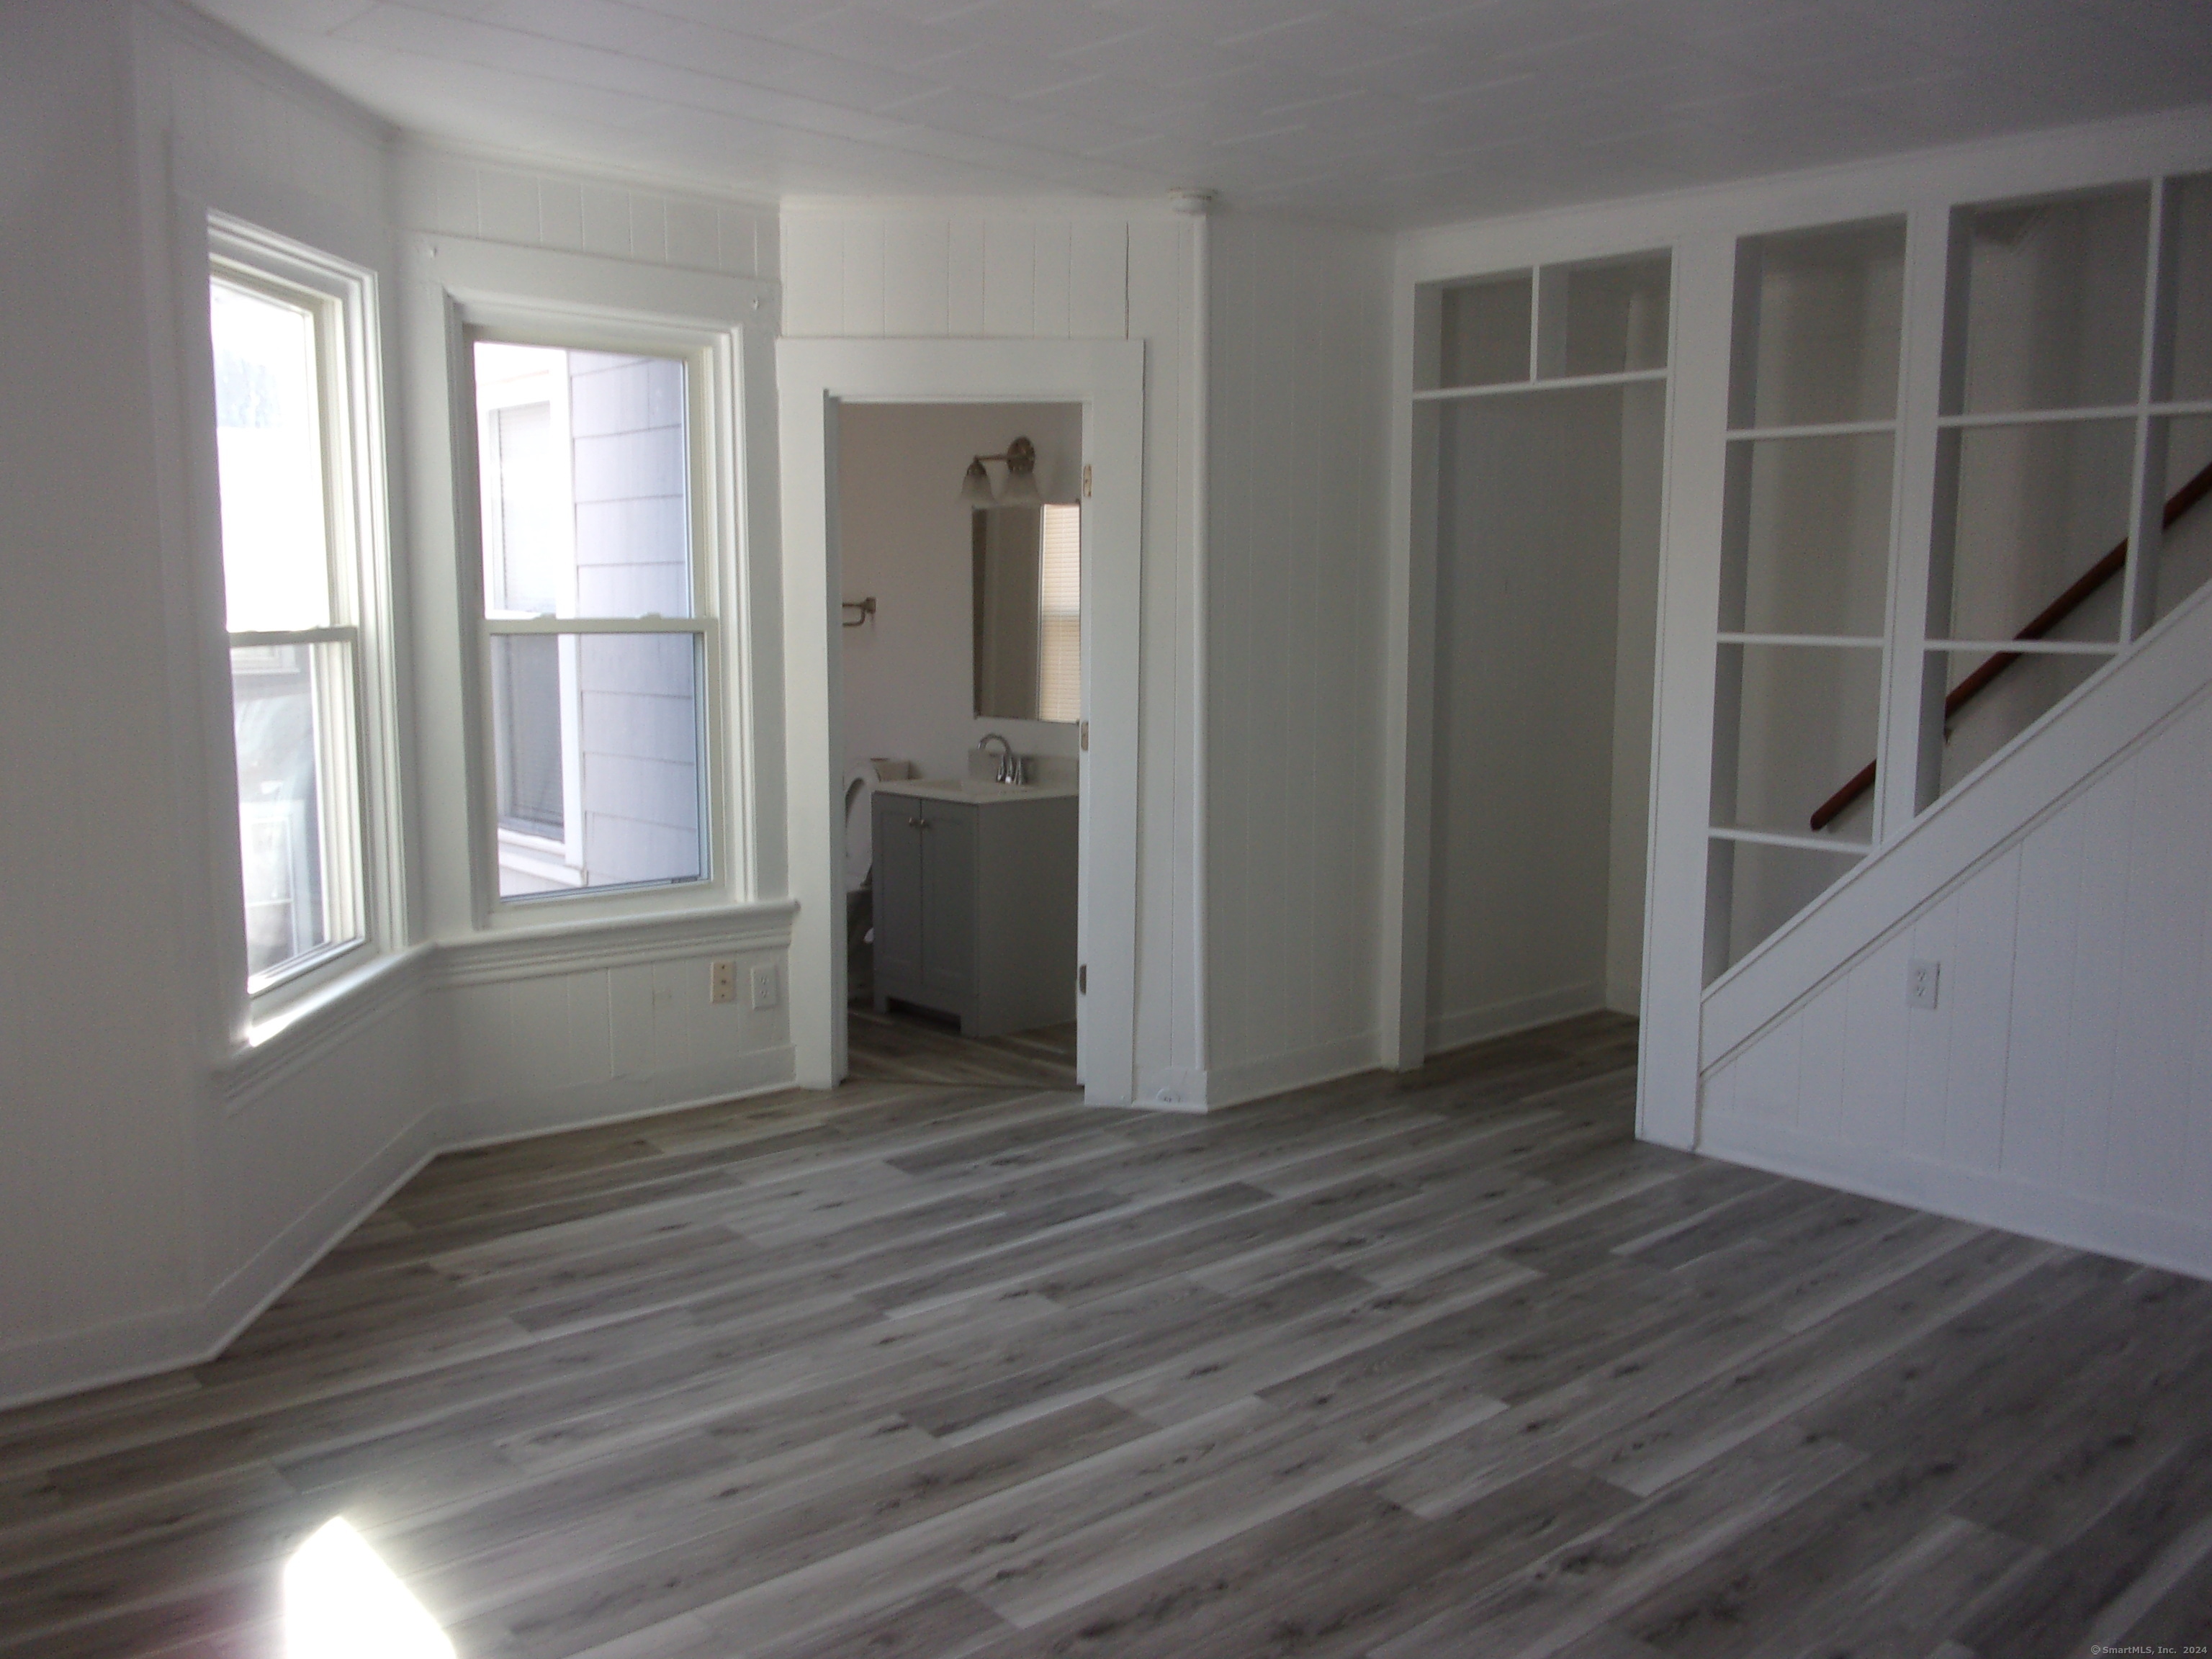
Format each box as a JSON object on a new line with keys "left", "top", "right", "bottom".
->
{"left": 1079, "top": 719, "right": 1089, "bottom": 751}
{"left": 1078, "top": 964, "right": 1087, "bottom": 994}
{"left": 1082, "top": 463, "right": 1092, "bottom": 498}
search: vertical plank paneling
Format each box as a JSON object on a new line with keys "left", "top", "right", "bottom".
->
{"left": 1126, "top": 216, "right": 1186, "bottom": 1082}
{"left": 981, "top": 221, "right": 1036, "bottom": 337}
{"left": 947, "top": 220, "right": 985, "bottom": 334}
{"left": 629, "top": 194, "right": 669, "bottom": 264}
{"left": 541, "top": 179, "right": 585, "bottom": 251}
{"left": 1943, "top": 850, "right": 2018, "bottom": 1171}
{"left": 1704, "top": 673, "right": 2212, "bottom": 1269}
{"left": 2108, "top": 703, "right": 2210, "bottom": 1210}
{"left": 882, "top": 218, "right": 950, "bottom": 335}
{"left": 475, "top": 166, "right": 539, "bottom": 244}
{"left": 2062, "top": 768, "right": 2134, "bottom": 1195}
{"left": 1033, "top": 221, "right": 1071, "bottom": 337}
{"left": 1737, "top": 1010, "right": 1802, "bottom": 1123}
{"left": 1197, "top": 216, "right": 1388, "bottom": 1089}
{"left": 1796, "top": 975, "right": 1848, "bottom": 1129}
{"left": 580, "top": 182, "right": 631, "bottom": 258}
{"left": 781, "top": 217, "right": 845, "bottom": 337}
{"left": 717, "top": 205, "right": 758, "bottom": 277}
{"left": 1207, "top": 223, "right": 1252, "bottom": 1069}
{"left": 1902, "top": 894, "right": 1959, "bottom": 1161}
{"left": 1069, "top": 220, "right": 1127, "bottom": 338}
{"left": 667, "top": 199, "right": 716, "bottom": 271}
{"left": 1839, "top": 930, "right": 1911, "bottom": 1147}
{"left": 842, "top": 219, "right": 885, "bottom": 336}
{"left": 2002, "top": 796, "right": 2087, "bottom": 1184}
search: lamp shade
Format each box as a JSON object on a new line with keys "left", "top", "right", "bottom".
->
{"left": 958, "top": 457, "right": 995, "bottom": 504}
{"left": 997, "top": 465, "right": 1042, "bottom": 506}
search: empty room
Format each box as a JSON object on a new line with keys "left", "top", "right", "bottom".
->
{"left": 4, "top": 1, "right": 2212, "bottom": 1655}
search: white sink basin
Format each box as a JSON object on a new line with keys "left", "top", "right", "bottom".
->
{"left": 880, "top": 776, "right": 1078, "bottom": 803}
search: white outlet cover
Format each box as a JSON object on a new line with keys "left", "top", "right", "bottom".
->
{"left": 1906, "top": 959, "right": 1941, "bottom": 1011}
{"left": 751, "top": 964, "right": 780, "bottom": 1010}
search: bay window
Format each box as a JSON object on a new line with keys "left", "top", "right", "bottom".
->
{"left": 209, "top": 223, "right": 387, "bottom": 1000}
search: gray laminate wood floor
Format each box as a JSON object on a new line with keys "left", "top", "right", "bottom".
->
{"left": 845, "top": 1004, "right": 1078, "bottom": 1089}
{"left": 4, "top": 1012, "right": 2210, "bottom": 1658}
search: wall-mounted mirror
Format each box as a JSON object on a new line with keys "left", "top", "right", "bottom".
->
{"left": 973, "top": 503, "right": 1081, "bottom": 722}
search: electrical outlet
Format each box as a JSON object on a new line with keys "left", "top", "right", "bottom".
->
{"left": 710, "top": 960, "right": 738, "bottom": 1005}
{"left": 1906, "top": 958, "right": 1941, "bottom": 1011}
{"left": 750, "top": 963, "right": 780, "bottom": 1010}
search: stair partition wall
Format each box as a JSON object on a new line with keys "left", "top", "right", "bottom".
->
{"left": 1390, "top": 139, "right": 2212, "bottom": 1145}
{"left": 1699, "top": 173, "right": 2212, "bottom": 982}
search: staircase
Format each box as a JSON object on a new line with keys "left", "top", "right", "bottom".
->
{"left": 1694, "top": 485, "right": 2212, "bottom": 1280}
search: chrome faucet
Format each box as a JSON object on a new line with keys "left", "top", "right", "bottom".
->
{"left": 979, "top": 732, "right": 1024, "bottom": 785}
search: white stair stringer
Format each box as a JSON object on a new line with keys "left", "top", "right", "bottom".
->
{"left": 1695, "top": 586, "right": 2212, "bottom": 1279}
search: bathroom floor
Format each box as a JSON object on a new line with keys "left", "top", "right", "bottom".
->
{"left": 845, "top": 1000, "right": 1079, "bottom": 1090}
{"left": 848, "top": 914, "right": 1078, "bottom": 1089}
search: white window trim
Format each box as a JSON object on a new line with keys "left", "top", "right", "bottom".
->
{"left": 451, "top": 295, "right": 755, "bottom": 929}
{"left": 207, "top": 215, "right": 405, "bottom": 1038}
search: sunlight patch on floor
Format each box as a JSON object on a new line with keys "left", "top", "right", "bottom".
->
{"left": 284, "top": 1518, "right": 454, "bottom": 1659}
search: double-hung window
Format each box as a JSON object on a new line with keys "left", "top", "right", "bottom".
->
{"left": 208, "top": 224, "right": 386, "bottom": 999}
{"left": 469, "top": 341, "right": 714, "bottom": 900}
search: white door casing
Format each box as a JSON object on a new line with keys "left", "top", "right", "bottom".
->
{"left": 776, "top": 338, "right": 1146, "bottom": 1103}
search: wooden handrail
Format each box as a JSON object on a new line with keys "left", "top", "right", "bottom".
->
{"left": 1807, "top": 455, "right": 2212, "bottom": 832}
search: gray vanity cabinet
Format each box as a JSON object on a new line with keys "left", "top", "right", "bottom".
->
{"left": 870, "top": 788, "right": 1076, "bottom": 1038}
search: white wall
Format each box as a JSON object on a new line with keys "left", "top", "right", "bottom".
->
{"left": 1423, "top": 385, "right": 1650, "bottom": 1053}
{"left": 1203, "top": 212, "right": 1393, "bottom": 1104}
{"left": 783, "top": 205, "right": 1398, "bottom": 1108}
{"left": 781, "top": 204, "right": 1210, "bottom": 1104}
{"left": 1607, "top": 382, "right": 1665, "bottom": 1012}
{"left": 0, "top": 3, "right": 802, "bottom": 1408}
{"left": 836, "top": 400, "right": 1083, "bottom": 796}
{"left": 0, "top": 0, "right": 211, "bottom": 1395}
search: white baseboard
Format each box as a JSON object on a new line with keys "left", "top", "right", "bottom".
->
{"left": 1699, "top": 1114, "right": 2212, "bottom": 1284}
{"left": 0, "top": 1053, "right": 800, "bottom": 1414}
{"left": 1426, "top": 983, "right": 1604, "bottom": 1058}
{"left": 441, "top": 1047, "right": 799, "bottom": 1148}
{"left": 1131, "top": 1066, "right": 1210, "bottom": 1112}
{"left": 0, "top": 1110, "right": 443, "bottom": 1413}
{"left": 1203, "top": 1031, "right": 1382, "bottom": 1111}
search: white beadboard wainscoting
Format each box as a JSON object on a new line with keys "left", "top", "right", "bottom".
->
{"left": 2, "top": 906, "right": 798, "bottom": 1411}
{"left": 1699, "top": 590, "right": 2212, "bottom": 1279}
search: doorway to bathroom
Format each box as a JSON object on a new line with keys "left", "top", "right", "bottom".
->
{"left": 775, "top": 338, "right": 1146, "bottom": 1104}
{"left": 836, "top": 401, "right": 1084, "bottom": 1089}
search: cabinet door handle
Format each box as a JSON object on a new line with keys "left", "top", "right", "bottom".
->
{"left": 906, "top": 816, "right": 921, "bottom": 828}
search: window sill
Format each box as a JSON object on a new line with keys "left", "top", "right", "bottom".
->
{"left": 210, "top": 899, "right": 799, "bottom": 1115}
{"left": 217, "top": 945, "right": 433, "bottom": 1116}
{"left": 440, "top": 898, "right": 796, "bottom": 986}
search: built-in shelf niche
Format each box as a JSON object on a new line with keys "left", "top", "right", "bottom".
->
{"left": 1705, "top": 216, "right": 1905, "bottom": 981}
{"left": 1416, "top": 251, "right": 1669, "bottom": 394}
{"left": 1913, "top": 172, "right": 2212, "bottom": 815}
{"left": 1946, "top": 184, "right": 2149, "bottom": 418}
{"left": 1729, "top": 217, "right": 1906, "bottom": 433}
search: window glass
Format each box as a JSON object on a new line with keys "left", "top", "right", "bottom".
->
{"left": 1038, "top": 503, "right": 1082, "bottom": 724}
{"left": 473, "top": 341, "right": 709, "bottom": 901}
{"left": 212, "top": 282, "right": 329, "bottom": 631}
{"left": 212, "top": 272, "right": 365, "bottom": 991}
{"left": 474, "top": 344, "right": 691, "bottom": 621}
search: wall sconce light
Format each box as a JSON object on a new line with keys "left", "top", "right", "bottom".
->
{"left": 960, "top": 436, "right": 1041, "bottom": 505}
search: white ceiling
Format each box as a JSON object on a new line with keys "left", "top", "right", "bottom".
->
{"left": 194, "top": 0, "right": 2212, "bottom": 228}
